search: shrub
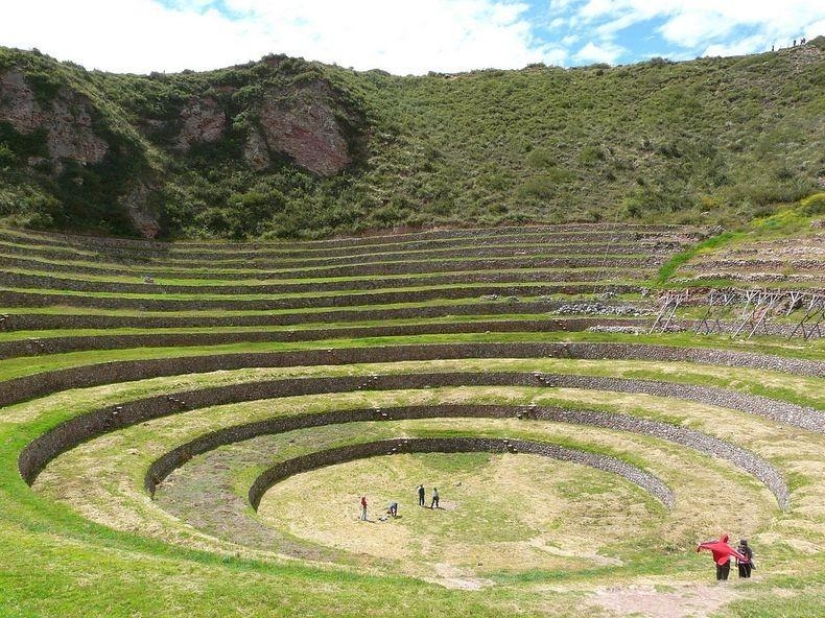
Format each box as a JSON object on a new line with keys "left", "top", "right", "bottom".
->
{"left": 578, "top": 145, "right": 606, "bottom": 165}
{"left": 799, "top": 192, "right": 825, "bottom": 215}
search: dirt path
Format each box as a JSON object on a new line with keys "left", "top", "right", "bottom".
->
{"left": 583, "top": 582, "right": 740, "bottom": 618}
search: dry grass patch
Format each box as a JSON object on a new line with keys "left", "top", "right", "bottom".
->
{"left": 257, "top": 452, "right": 656, "bottom": 581}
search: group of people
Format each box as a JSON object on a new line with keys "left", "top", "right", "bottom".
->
{"left": 697, "top": 534, "right": 755, "bottom": 580}
{"left": 772, "top": 37, "right": 809, "bottom": 52}
{"left": 359, "top": 496, "right": 398, "bottom": 521}
{"left": 417, "top": 484, "right": 439, "bottom": 508}
{"left": 358, "top": 485, "right": 442, "bottom": 522}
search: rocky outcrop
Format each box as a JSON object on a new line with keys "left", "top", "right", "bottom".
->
{"left": 0, "top": 70, "right": 109, "bottom": 169}
{"left": 157, "top": 80, "right": 352, "bottom": 176}
{"left": 252, "top": 81, "right": 351, "bottom": 176}
{"left": 121, "top": 183, "right": 161, "bottom": 238}
{"left": 0, "top": 69, "right": 165, "bottom": 237}
{"left": 175, "top": 96, "right": 226, "bottom": 152}
{"left": 243, "top": 126, "right": 271, "bottom": 170}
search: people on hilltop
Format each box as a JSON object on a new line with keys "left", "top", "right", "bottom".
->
{"left": 697, "top": 533, "right": 748, "bottom": 581}
{"left": 417, "top": 484, "right": 426, "bottom": 506}
{"left": 430, "top": 487, "right": 440, "bottom": 509}
{"left": 736, "top": 539, "right": 755, "bottom": 578}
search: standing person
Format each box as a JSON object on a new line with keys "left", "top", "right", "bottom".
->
{"left": 360, "top": 496, "right": 368, "bottom": 521}
{"left": 697, "top": 534, "right": 747, "bottom": 581}
{"left": 417, "top": 484, "right": 426, "bottom": 506}
{"left": 736, "top": 539, "right": 754, "bottom": 578}
{"left": 431, "top": 487, "right": 439, "bottom": 509}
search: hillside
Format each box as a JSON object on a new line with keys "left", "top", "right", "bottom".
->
{"left": 1, "top": 39, "right": 824, "bottom": 239}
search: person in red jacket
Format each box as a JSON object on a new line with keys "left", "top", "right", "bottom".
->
{"left": 359, "top": 496, "right": 368, "bottom": 521}
{"left": 697, "top": 534, "right": 748, "bottom": 580}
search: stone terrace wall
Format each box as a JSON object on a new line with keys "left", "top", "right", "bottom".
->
{"left": 0, "top": 255, "right": 659, "bottom": 279}
{"left": 246, "top": 437, "right": 675, "bottom": 510}
{"left": 0, "top": 284, "right": 642, "bottom": 312}
{"left": 4, "top": 342, "right": 825, "bottom": 410}
{"left": 20, "top": 369, "right": 812, "bottom": 497}
{"left": 0, "top": 318, "right": 647, "bottom": 360}
{"left": 143, "top": 404, "right": 785, "bottom": 509}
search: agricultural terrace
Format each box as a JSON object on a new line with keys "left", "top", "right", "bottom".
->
{"left": 3, "top": 223, "right": 825, "bottom": 618}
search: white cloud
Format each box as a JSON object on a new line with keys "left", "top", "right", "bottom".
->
{"left": 546, "top": 0, "right": 824, "bottom": 66}
{"left": 541, "top": 47, "right": 570, "bottom": 67}
{"left": 0, "top": 0, "right": 272, "bottom": 73}
{"left": 0, "top": 0, "right": 552, "bottom": 75}
{"left": 807, "top": 21, "right": 825, "bottom": 41}
{"left": 702, "top": 33, "right": 772, "bottom": 59}
{"left": 658, "top": 10, "right": 736, "bottom": 48}
{"left": 573, "top": 41, "right": 624, "bottom": 65}
{"left": 0, "top": 0, "right": 822, "bottom": 74}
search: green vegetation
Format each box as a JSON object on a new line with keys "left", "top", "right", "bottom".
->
{"left": 1, "top": 40, "right": 824, "bottom": 238}
{"left": 4, "top": 221, "right": 825, "bottom": 616}
{"left": 658, "top": 195, "right": 825, "bottom": 285}
{"left": 656, "top": 230, "right": 743, "bottom": 283}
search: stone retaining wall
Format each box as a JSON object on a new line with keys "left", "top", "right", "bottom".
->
{"left": 20, "top": 369, "right": 810, "bottom": 502}
{"left": 0, "top": 225, "right": 689, "bottom": 254}
{"left": 0, "top": 254, "right": 660, "bottom": 280}
{"left": 0, "top": 283, "right": 641, "bottom": 312}
{"left": 246, "top": 437, "right": 675, "bottom": 510}
{"left": 139, "top": 242, "right": 656, "bottom": 267}
{"left": 0, "top": 268, "right": 648, "bottom": 296}
{"left": 0, "top": 318, "right": 647, "bottom": 360}
{"left": 1, "top": 234, "right": 672, "bottom": 263}
{"left": 5, "top": 342, "right": 824, "bottom": 410}
{"left": 0, "top": 300, "right": 568, "bottom": 331}
{"left": 143, "top": 404, "right": 785, "bottom": 509}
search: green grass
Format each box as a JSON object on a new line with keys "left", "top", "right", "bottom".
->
{"left": 660, "top": 200, "right": 825, "bottom": 288}
{"left": 2, "top": 329, "right": 825, "bottom": 382}
{"left": 656, "top": 230, "right": 743, "bottom": 284}
{"left": 4, "top": 221, "right": 825, "bottom": 617}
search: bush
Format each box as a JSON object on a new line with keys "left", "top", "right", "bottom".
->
{"left": 578, "top": 145, "right": 606, "bottom": 165}
{"left": 799, "top": 192, "right": 825, "bottom": 215}
{"left": 526, "top": 148, "right": 557, "bottom": 169}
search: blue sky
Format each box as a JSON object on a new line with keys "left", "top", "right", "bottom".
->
{"left": 1, "top": 0, "right": 823, "bottom": 75}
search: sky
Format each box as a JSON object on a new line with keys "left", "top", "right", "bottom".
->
{"left": 1, "top": 0, "right": 823, "bottom": 75}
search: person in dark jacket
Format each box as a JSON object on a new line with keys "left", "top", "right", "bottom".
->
{"left": 697, "top": 533, "right": 747, "bottom": 581}
{"left": 417, "top": 484, "right": 425, "bottom": 506}
{"left": 736, "top": 539, "right": 754, "bottom": 578}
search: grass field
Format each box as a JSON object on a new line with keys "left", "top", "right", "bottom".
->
{"left": 3, "top": 223, "right": 825, "bottom": 617}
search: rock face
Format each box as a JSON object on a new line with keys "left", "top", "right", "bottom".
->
{"left": 0, "top": 70, "right": 109, "bottom": 167}
{"left": 121, "top": 183, "right": 161, "bottom": 239}
{"left": 243, "top": 127, "right": 271, "bottom": 171}
{"left": 0, "top": 69, "right": 163, "bottom": 237}
{"left": 0, "top": 52, "right": 358, "bottom": 238}
{"left": 167, "top": 82, "right": 352, "bottom": 177}
{"left": 252, "top": 81, "right": 351, "bottom": 176}
{"left": 175, "top": 96, "right": 226, "bottom": 152}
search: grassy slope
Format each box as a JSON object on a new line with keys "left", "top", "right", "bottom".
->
{"left": 657, "top": 196, "right": 825, "bottom": 289}
{"left": 1, "top": 39, "right": 824, "bottom": 238}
